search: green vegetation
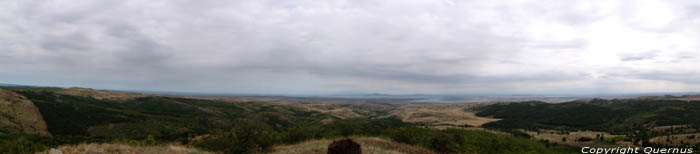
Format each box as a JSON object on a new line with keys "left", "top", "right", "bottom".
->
{"left": 191, "top": 117, "right": 411, "bottom": 153}
{"left": 20, "top": 91, "right": 138, "bottom": 137}
{"left": 0, "top": 86, "right": 65, "bottom": 93}
{"left": 16, "top": 90, "right": 331, "bottom": 141}
{"left": 477, "top": 100, "right": 700, "bottom": 133}
{"left": 9, "top": 86, "right": 700, "bottom": 153}
{"left": 388, "top": 127, "right": 578, "bottom": 154}
{"left": 0, "top": 134, "right": 56, "bottom": 154}
{"left": 192, "top": 117, "right": 578, "bottom": 154}
{"left": 1, "top": 87, "right": 581, "bottom": 154}
{"left": 195, "top": 119, "right": 281, "bottom": 153}
{"left": 3, "top": 89, "right": 334, "bottom": 153}
{"left": 475, "top": 99, "right": 700, "bottom": 148}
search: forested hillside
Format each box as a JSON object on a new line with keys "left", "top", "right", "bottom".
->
{"left": 476, "top": 99, "right": 700, "bottom": 147}
{"left": 0, "top": 86, "right": 578, "bottom": 154}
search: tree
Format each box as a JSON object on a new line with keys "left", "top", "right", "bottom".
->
{"left": 197, "top": 119, "right": 280, "bottom": 154}
{"left": 430, "top": 134, "right": 460, "bottom": 153}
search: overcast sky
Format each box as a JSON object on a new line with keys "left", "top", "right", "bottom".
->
{"left": 1, "top": 0, "right": 700, "bottom": 95}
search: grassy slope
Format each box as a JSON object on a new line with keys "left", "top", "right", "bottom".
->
{"left": 0, "top": 89, "right": 50, "bottom": 136}
{"left": 272, "top": 136, "right": 434, "bottom": 154}
{"left": 38, "top": 143, "right": 214, "bottom": 154}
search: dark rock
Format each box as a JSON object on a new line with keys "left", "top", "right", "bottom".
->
{"left": 328, "top": 138, "right": 361, "bottom": 154}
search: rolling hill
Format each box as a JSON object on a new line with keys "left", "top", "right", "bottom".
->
{"left": 0, "top": 85, "right": 581, "bottom": 154}
{"left": 0, "top": 89, "right": 50, "bottom": 136}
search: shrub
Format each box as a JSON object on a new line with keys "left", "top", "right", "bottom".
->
{"left": 0, "top": 134, "right": 54, "bottom": 154}
{"left": 281, "top": 125, "right": 323, "bottom": 143}
{"left": 196, "top": 119, "right": 280, "bottom": 154}
{"left": 429, "top": 133, "right": 460, "bottom": 153}
{"left": 577, "top": 137, "right": 593, "bottom": 142}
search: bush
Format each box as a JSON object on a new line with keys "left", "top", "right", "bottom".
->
{"left": 577, "top": 137, "right": 593, "bottom": 142}
{"left": 388, "top": 128, "right": 578, "bottom": 154}
{"left": 388, "top": 127, "right": 432, "bottom": 145}
{"left": 0, "top": 134, "right": 54, "bottom": 154}
{"left": 196, "top": 119, "right": 280, "bottom": 154}
{"left": 429, "top": 133, "right": 460, "bottom": 153}
{"left": 281, "top": 125, "right": 323, "bottom": 143}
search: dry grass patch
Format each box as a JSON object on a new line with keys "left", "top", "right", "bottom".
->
{"left": 239, "top": 98, "right": 499, "bottom": 127}
{"left": 40, "top": 143, "right": 214, "bottom": 154}
{"left": 388, "top": 103, "right": 499, "bottom": 127}
{"left": 431, "top": 126, "right": 508, "bottom": 135}
{"left": 280, "top": 103, "right": 395, "bottom": 120}
{"left": 59, "top": 87, "right": 152, "bottom": 100}
{"left": 523, "top": 130, "right": 633, "bottom": 148}
{"left": 272, "top": 137, "right": 434, "bottom": 154}
{"left": 649, "top": 133, "right": 700, "bottom": 147}
{"left": 650, "top": 125, "right": 697, "bottom": 134}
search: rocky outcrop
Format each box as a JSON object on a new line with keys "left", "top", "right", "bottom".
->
{"left": 0, "top": 89, "right": 50, "bottom": 136}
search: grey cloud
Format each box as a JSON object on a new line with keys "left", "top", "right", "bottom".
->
{"left": 601, "top": 66, "right": 700, "bottom": 84}
{"left": 521, "top": 1, "right": 607, "bottom": 26}
{"left": 529, "top": 39, "right": 588, "bottom": 50}
{"left": 676, "top": 52, "right": 696, "bottom": 59}
{"left": 104, "top": 24, "right": 172, "bottom": 67}
{"left": 631, "top": 71, "right": 700, "bottom": 84}
{"left": 39, "top": 32, "right": 91, "bottom": 51}
{"left": 619, "top": 51, "right": 659, "bottom": 61}
{"left": 1, "top": 0, "right": 699, "bottom": 94}
{"left": 229, "top": 62, "right": 590, "bottom": 85}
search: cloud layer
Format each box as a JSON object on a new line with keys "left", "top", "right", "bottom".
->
{"left": 2, "top": 0, "right": 700, "bottom": 95}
